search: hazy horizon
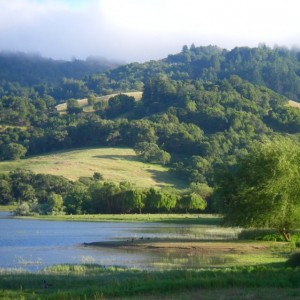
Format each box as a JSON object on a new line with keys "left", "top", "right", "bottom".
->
{"left": 0, "top": 0, "right": 299, "bottom": 63}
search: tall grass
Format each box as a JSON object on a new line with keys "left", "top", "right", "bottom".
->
{"left": 1, "top": 265, "right": 300, "bottom": 299}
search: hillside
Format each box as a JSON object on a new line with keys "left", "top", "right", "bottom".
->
{"left": 0, "top": 52, "right": 120, "bottom": 86}
{"left": 2, "top": 45, "right": 300, "bottom": 215}
{"left": 2, "top": 45, "right": 300, "bottom": 188}
{"left": 0, "top": 147, "right": 186, "bottom": 189}
{"left": 55, "top": 92, "right": 143, "bottom": 113}
{"left": 93, "top": 45, "right": 300, "bottom": 101}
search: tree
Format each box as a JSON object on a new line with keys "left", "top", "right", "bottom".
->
{"left": 15, "top": 183, "right": 36, "bottom": 202}
{"left": 88, "top": 181, "right": 120, "bottom": 213}
{"left": 14, "top": 202, "right": 31, "bottom": 216}
{"left": 179, "top": 193, "right": 207, "bottom": 213}
{"left": 0, "top": 179, "right": 13, "bottom": 204}
{"left": 214, "top": 138, "right": 300, "bottom": 241}
{"left": 40, "top": 193, "right": 64, "bottom": 215}
{"left": 87, "top": 94, "right": 97, "bottom": 106}
{"left": 67, "top": 99, "right": 82, "bottom": 114}
{"left": 93, "top": 172, "right": 104, "bottom": 181}
{"left": 1, "top": 143, "right": 27, "bottom": 160}
{"left": 134, "top": 142, "right": 171, "bottom": 164}
{"left": 64, "top": 184, "right": 90, "bottom": 214}
{"left": 122, "top": 189, "right": 145, "bottom": 213}
{"left": 106, "top": 94, "right": 135, "bottom": 117}
{"left": 144, "top": 188, "right": 176, "bottom": 212}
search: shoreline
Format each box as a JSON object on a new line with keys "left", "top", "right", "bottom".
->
{"left": 83, "top": 238, "right": 279, "bottom": 254}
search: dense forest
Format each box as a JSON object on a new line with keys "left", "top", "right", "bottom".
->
{"left": 0, "top": 52, "right": 119, "bottom": 86}
{"left": 2, "top": 45, "right": 300, "bottom": 215}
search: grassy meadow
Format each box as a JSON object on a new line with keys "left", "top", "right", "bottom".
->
{"left": 0, "top": 147, "right": 186, "bottom": 188}
{"left": 288, "top": 100, "right": 300, "bottom": 109}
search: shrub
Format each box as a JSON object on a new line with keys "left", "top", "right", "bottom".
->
{"left": 238, "top": 229, "right": 300, "bottom": 242}
{"left": 286, "top": 252, "right": 300, "bottom": 267}
{"left": 238, "top": 229, "right": 285, "bottom": 241}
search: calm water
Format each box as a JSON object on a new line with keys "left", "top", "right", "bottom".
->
{"left": 0, "top": 212, "right": 238, "bottom": 271}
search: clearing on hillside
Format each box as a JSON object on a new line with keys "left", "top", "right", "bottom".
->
{"left": 288, "top": 100, "right": 300, "bottom": 109}
{"left": 55, "top": 92, "right": 143, "bottom": 113}
{"left": 0, "top": 147, "right": 186, "bottom": 189}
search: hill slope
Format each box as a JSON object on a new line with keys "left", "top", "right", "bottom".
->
{"left": 94, "top": 45, "right": 300, "bottom": 101}
{"left": 0, "top": 147, "right": 186, "bottom": 189}
{"left": 55, "top": 92, "right": 143, "bottom": 113}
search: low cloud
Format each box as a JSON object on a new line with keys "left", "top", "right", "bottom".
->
{"left": 0, "top": 0, "right": 299, "bottom": 62}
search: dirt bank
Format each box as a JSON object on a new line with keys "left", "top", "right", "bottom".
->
{"left": 84, "top": 238, "right": 277, "bottom": 254}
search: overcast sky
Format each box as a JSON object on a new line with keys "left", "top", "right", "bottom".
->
{"left": 0, "top": 0, "right": 300, "bottom": 62}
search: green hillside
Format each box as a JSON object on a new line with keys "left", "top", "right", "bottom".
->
{"left": 55, "top": 92, "right": 143, "bottom": 113}
{"left": 0, "top": 147, "right": 186, "bottom": 189}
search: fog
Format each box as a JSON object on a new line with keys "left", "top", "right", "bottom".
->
{"left": 0, "top": 0, "right": 299, "bottom": 62}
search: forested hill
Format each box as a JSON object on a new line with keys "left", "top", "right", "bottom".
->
{"left": 2, "top": 45, "right": 300, "bottom": 102}
{"left": 0, "top": 52, "right": 120, "bottom": 86}
{"left": 2, "top": 45, "right": 300, "bottom": 188}
{"left": 100, "top": 45, "right": 300, "bottom": 101}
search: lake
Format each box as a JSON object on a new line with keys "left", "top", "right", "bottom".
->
{"left": 0, "top": 212, "right": 238, "bottom": 271}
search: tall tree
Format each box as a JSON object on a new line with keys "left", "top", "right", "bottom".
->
{"left": 214, "top": 137, "right": 300, "bottom": 241}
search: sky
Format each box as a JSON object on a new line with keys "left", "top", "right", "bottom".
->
{"left": 0, "top": 0, "right": 300, "bottom": 63}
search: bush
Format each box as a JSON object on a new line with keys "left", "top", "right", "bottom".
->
{"left": 286, "top": 252, "right": 300, "bottom": 267}
{"left": 238, "top": 229, "right": 285, "bottom": 241}
{"left": 1, "top": 143, "right": 27, "bottom": 160}
{"left": 238, "top": 229, "right": 300, "bottom": 242}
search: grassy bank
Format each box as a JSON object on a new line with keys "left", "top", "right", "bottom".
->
{"left": 0, "top": 205, "right": 16, "bottom": 212}
{"left": 2, "top": 213, "right": 300, "bottom": 299}
{"left": 1, "top": 264, "right": 300, "bottom": 300}
{"left": 20, "top": 213, "right": 221, "bottom": 225}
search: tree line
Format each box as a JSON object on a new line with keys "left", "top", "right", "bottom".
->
{"left": 0, "top": 170, "right": 211, "bottom": 215}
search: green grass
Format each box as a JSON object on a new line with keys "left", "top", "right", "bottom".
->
{"left": 0, "top": 205, "right": 16, "bottom": 212}
{"left": 0, "top": 147, "right": 186, "bottom": 188}
{"left": 288, "top": 100, "right": 300, "bottom": 109}
{"left": 1, "top": 265, "right": 300, "bottom": 299}
{"left": 22, "top": 213, "right": 220, "bottom": 224}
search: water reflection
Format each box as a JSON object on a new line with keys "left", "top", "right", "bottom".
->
{"left": 150, "top": 252, "right": 237, "bottom": 270}
{"left": 0, "top": 215, "right": 239, "bottom": 271}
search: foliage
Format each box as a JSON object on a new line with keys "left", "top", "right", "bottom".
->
{"left": 134, "top": 142, "right": 171, "bottom": 164}
{"left": 66, "top": 98, "right": 83, "bottom": 114}
{"left": 179, "top": 192, "right": 207, "bottom": 213}
{"left": 0, "top": 143, "right": 27, "bottom": 160}
{"left": 238, "top": 229, "right": 300, "bottom": 242}
{"left": 2, "top": 45, "right": 300, "bottom": 203}
{"left": 0, "top": 168, "right": 207, "bottom": 215}
{"left": 1, "top": 266, "right": 300, "bottom": 300}
{"left": 286, "top": 252, "right": 300, "bottom": 267}
{"left": 214, "top": 137, "right": 300, "bottom": 241}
